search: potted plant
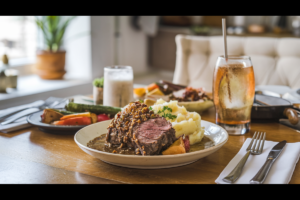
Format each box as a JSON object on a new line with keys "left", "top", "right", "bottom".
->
{"left": 93, "top": 77, "right": 104, "bottom": 105}
{"left": 35, "top": 16, "right": 75, "bottom": 79}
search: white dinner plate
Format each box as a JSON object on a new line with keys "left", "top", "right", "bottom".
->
{"left": 74, "top": 120, "right": 228, "bottom": 169}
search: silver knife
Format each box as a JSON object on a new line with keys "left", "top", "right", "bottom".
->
{"left": 250, "top": 140, "right": 287, "bottom": 184}
{"left": 0, "top": 100, "right": 45, "bottom": 119}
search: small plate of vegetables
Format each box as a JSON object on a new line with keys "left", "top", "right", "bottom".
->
{"left": 27, "top": 102, "right": 121, "bottom": 134}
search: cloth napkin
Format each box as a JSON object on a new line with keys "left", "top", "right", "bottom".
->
{"left": 0, "top": 116, "right": 31, "bottom": 133}
{"left": 215, "top": 138, "right": 300, "bottom": 184}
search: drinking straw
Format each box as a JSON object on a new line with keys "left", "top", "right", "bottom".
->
{"left": 222, "top": 18, "right": 228, "bottom": 61}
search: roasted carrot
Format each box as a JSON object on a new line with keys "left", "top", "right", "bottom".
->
{"left": 133, "top": 87, "right": 146, "bottom": 96}
{"left": 146, "top": 83, "right": 159, "bottom": 92}
{"left": 60, "top": 112, "right": 91, "bottom": 120}
{"left": 53, "top": 117, "right": 92, "bottom": 125}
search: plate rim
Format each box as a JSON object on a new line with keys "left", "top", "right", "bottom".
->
{"left": 74, "top": 119, "right": 229, "bottom": 159}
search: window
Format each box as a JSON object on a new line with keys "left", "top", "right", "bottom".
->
{"left": 0, "top": 16, "right": 37, "bottom": 65}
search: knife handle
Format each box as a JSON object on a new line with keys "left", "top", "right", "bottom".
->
{"left": 283, "top": 108, "right": 299, "bottom": 125}
{"left": 222, "top": 150, "right": 251, "bottom": 183}
{"left": 250, "top": 158, "right": 274, "bottom": 184}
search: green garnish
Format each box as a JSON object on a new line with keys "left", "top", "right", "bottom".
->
{"left": 162, "top": 113, "right": 177, "bottom": 120}
{"left": 156, "top": 106, "right": 176, "bottom": 120}
{"left": 93, "top": 77, "right": 104, "bottom": 88}
{"left": 139, "top": 99, "right": 144, "bottom": 103}
{"left": 149, "top": 106, "right": 153, "bottom": 110}
{"left": 158, "top": 106, "right": 172, "bottom": 113}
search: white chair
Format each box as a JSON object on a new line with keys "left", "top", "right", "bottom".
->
{"left": 173, "top": 34, "right": 300, "bottom": 92}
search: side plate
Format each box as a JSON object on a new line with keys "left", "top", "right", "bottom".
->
{"left": 27, "top": 111, "right": 86, "bottom": 135}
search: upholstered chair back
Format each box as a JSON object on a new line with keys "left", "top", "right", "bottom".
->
{"left": 173, "top": 34, "right": 300, "bottom": 92}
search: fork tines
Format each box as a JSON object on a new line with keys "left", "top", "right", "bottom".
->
{"left": 246, "top": 131, "right": 266, "bottom": 154}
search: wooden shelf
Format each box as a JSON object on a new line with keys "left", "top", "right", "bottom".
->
{"left": 227, "top": 32, "right": 300, "bottom": 38}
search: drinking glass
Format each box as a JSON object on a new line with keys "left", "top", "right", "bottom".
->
{"left": 103, "top": 66, "right": 133, "bottom": 107}
{"left": 213, "top": 55, "right": 255, "bottom": 135}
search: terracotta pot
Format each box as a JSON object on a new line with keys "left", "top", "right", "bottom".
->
{"left": 35, "top": 51, "right": 66, "bottom": 79}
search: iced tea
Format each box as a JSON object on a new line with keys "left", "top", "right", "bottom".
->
{"left": 213, "top": 56, "right": 255, "bottom": 134}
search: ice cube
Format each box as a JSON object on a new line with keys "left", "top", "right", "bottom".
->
{"left": 218, "top": 66, "right": 247, "bottom": 109}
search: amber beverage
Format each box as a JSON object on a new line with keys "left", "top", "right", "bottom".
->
{"left": 213, "top": 56, "right": 255, "bottom": 135}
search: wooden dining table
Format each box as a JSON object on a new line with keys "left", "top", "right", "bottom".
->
{"left": 1, "top": 105, "right": 300, "bottom": 184}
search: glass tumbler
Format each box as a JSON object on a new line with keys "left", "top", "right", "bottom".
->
{"left": 213, "top": 56, "right": 255, "bottom": 135}
{"left": 103, "top": 66, "right": 133, "bottom": 107}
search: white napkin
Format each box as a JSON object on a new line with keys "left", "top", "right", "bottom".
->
{"left": 0, "top": 116, "right": 32, "bottom": 133}
{"left": 215, "top": 138, "right": 300, "bottom": 184}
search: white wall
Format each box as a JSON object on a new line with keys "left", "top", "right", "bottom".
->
{"left": 64, "top": 16, "right": 92, "bottom": 79}
{"left": 118, "top": 16, "right": 148, "bottom": 75}
{"left": 90, "top": 16, "right": 115, "bottom": 79}
{"left": 90, "top": 16, "right": 149, "bottom": 79}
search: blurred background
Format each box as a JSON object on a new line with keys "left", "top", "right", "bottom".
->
{"left": 0, "top": 16, "right": 299, "bottom": 108}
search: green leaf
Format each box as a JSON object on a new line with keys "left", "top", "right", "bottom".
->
{"left": 93, "top": 77, "right": 104, "bottom": 88}
{"left": 47, "top": 16, "right": 60, "bottom": 51}
{"left": 55, "top": 16, "right": 76, "bottom": 51}
{"left": 35, "top": 16, "right": 76, "bottom": 52}
{"left": 35, "top": 17, "right": 52, "bottom": 50}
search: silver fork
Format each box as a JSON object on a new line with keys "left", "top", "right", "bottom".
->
{"left": 222, "top": 131, "right": 266, "bottom": 183}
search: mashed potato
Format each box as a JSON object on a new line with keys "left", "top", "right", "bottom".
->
{"left": 151, "top": 99, "right": 204, "bottom": 145}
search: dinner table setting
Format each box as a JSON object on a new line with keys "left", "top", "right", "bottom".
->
{"left": 1, "top": 93, "right": 300, "bottom": 184}
{"left": 2, "top": 18, "right": 300, "bottom": 184}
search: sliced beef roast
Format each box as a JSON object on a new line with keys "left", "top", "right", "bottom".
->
{"left": 132, "top": 117, "right": 176, "bottom": 155}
